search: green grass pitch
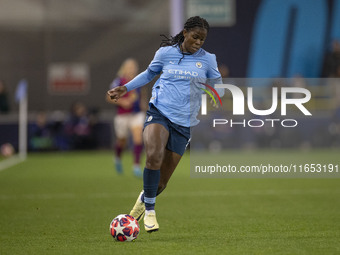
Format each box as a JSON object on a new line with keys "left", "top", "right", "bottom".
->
{"left": 0, "top": 150, "right": 339, "bottom": 255}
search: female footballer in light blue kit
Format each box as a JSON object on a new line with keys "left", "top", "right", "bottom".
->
{"left": 107, "top": 16, "right": 223, "bottom": 232}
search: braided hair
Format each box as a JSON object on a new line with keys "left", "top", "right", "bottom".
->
{"left": 160, "top": 16, "right": 210, "bottom": 63}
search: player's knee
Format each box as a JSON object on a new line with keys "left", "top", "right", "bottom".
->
{"left": 145, "top": 149, "right": 163, "bottom": 169}
{"left": 116, "top": 138, "right": 126, "bottom": 147}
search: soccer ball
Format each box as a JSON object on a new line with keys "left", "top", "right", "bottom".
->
{"left": 110, "top": 214, "right": 140, "bottom": 242}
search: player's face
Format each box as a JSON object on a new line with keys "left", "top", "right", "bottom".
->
{"left": 182, "top": 27, "right": 207, "bottom": 54}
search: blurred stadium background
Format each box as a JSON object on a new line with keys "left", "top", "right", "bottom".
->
{"left": 0, "top": 1, "right": 339, "bottom": 254}
{"left": 0, "top": 0, "right": 339, "bottom": 153}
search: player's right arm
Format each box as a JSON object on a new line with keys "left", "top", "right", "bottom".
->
{"left": 107, "top": 48, "right": 164, "bottom": 101}
{"left": 106, "top": 88, "right": 137, "bottom": 109}
{"left": 107, "top": 86, "right": 128, "bottom": 102}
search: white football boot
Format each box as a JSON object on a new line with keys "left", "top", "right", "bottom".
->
{"left": 129, "top": 191, "right": 145, "bottom": 221}
{"left": 144, "top": 210, "right": 159, "bottom": 232}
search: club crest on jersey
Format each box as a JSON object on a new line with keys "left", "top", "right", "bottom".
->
{"left": 146, "top": 116, "right": 153, "bottom": 122}
{"left": 196, "top": 62, "right": 202, "bottom": 68}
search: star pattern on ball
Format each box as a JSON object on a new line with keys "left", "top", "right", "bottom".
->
{"left": 113, "top": 223, "right": 126, "bottom": 236}
{"left": 128, "top": 219, "right": 138, "bottom": 230}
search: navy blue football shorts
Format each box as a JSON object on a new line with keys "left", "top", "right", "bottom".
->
{"left": 143, "top": 104, "right": 191, "bottom": 156}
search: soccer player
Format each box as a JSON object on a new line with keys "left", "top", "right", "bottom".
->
{"left": 107, "top": 16, "right": 223, "bottom": 232}
{"left": 106, "top": 58, "right": 145, "bottom": 177}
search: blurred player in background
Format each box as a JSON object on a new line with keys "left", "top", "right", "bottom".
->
{"left": 106, "top": 58, "right": 144, "bottom": 178}
{"left": 108, "top": 16, "right": 224, "bottom": 233}
{"left": 29, "top": 111, "right": 54, "bottom": 151}
{"left": 64, "top": 101, "right": 97, "bottom": 150}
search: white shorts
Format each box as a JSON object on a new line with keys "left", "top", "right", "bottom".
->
{"left": 114, "top": 112, "right": 145, "bottom": 139}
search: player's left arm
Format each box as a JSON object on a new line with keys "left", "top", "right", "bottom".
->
{"left": 207, "top": 54, "right": 224, "bottom": 98}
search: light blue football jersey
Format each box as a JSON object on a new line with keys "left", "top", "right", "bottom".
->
{"left": 126, "top": 45, "right": 222, "bottom": 127}
{"left": 148, "top": 45, "right": 222, "bottom": 127}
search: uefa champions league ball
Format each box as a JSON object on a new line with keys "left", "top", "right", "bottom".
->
{"left": 110, "top": 214, "right": 140, "bottom": 242}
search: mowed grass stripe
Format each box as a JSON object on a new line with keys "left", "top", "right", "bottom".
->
{"left": 0, "top": 150, "right": 339, "bottom": 255}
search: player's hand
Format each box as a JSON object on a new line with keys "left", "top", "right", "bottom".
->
{"left": 210, "top": 98, "right": 219, "bottom": 109}
{"left": 107, "top": 86, "right": 127, "bottom": 102}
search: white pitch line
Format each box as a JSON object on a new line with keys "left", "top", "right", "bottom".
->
{"left": 0, "top": 155, "right": 25, "bottom": 172}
